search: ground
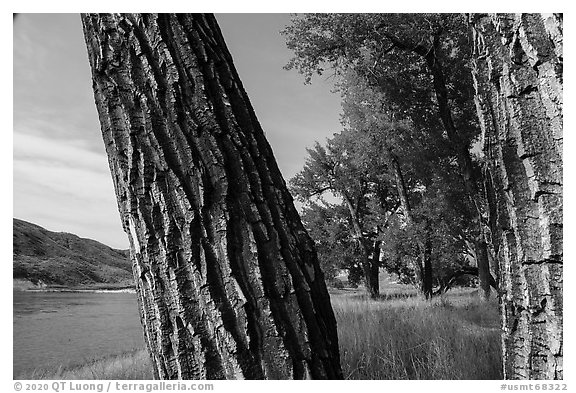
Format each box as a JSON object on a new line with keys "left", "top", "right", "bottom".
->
{"left": 22, "top": 276, "right": 502, "bottom": 380}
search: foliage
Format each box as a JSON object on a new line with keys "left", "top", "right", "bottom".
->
{"left": 282, "top": 13, "right": 480, "bottom": 148}
{"left": 291, "top": 129, "right": 400, "bottom": 294}
{"left": 291, "top": 115, "right": 479, "bottom": 293}
{"left": 300, "top": 202, "right": 363, "bottom": 282}
{"left": 284, "top": 13, "right": 489, "bottom": 296}
{"left": 338, "top": 70, "right": 448, "bottom": 188}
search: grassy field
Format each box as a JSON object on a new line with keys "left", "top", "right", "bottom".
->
{"left": 20, "top": 349, "right": 153, "bottom": 380}
{"left": 332, "top": 288, "right": 502, "bottom": 379}
{"left": 24, "top": 284, "right": 502, "bottom": 380}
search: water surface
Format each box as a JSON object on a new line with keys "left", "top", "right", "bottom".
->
{"left": 13, "top": 290, "right": 144, "bottom": 378}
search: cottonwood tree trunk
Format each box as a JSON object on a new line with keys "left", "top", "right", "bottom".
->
{"left": 389, "top": 151, "right": 412, "bottom": 224}
{"left": 425, "top": 39, "right": 494, "bottom": 301}
{"left": 420, "top": 225, "right": 433, "bottom": 300}
{"left": 389, "top": 150, "right": 433, "bottom": 299}
{"left": 383, "top": 30, "right": 494, "bottom": 300}
{"left": 470, "top": 13, "right": 563, "bottom": 380}
{"left": 369, "top": 240, "right": 381, "bottom": 297}
{"left": 475, "top": 238, "right": 492, "bottom": 299}
{"left": 342, "top": 194, "right": 379, "bottom": 298}
{"left": 81, "top": 13, "right": 343, "bottom": 380}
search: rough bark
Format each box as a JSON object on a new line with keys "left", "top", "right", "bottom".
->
{"left": 470, "top": 13, "right": 563, "bottom": 380}
{"left": 81, "top": 13, "right": 343, "bottom": 380}
{"left": 483, "top": 167, "right": 502, "bottom": 282}
{"left": 475, "top": 239, "right": 492, "bottom": 300}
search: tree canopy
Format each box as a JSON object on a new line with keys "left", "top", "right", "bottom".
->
{"left": 284, "top": 13, "right": 494, "bottom": 298}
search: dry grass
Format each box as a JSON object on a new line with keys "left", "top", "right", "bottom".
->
{"left": 332, "top": 288, "right": 502, "bottom": 379}
{"left": 20, "top": 349, "right": 153, "bottom": 380}
{"left": 23, "top": 286, "right": 502, "bottom": 380}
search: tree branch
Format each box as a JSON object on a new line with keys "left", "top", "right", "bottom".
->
{"left": 433, "top": 266, "right": 499, "bottom": 296}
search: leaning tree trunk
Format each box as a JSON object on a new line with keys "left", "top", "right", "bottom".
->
{"left": 81, "top": 13, "right": 343, "bottom": 380}
{"left": 470, "top": 13, "right": 563, "bottom": 379}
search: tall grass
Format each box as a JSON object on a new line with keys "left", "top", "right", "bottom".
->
{"left": 22, "top": 288, "right": 502, "bottom": 380}
{"left": 332, "top": 289, "right": 502, "bottom": 379}
{"left": 19, "top": 349, "right": 153, "bottom": 380}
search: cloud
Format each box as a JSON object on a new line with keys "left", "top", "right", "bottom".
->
{"left": 14, "top": 133, "right": 109, "bottom": 174}
{"left": 14, "top": 14, "right": 104, "bottom": 153}
{"left": 12, "top": 14, "right": 345, "bottom": 250}
{"left": 13, "top": 132, "right": 128, "bottom": 248}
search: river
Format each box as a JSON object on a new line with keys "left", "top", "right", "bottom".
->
{"left": 13, "top": 290, "right": 144, "bottom": 378}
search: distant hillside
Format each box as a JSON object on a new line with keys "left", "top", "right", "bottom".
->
{"left": 13, "top": 218, "right": 133, "bottom": 289}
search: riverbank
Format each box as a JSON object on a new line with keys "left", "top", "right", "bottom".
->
{"left": 16, "top": 349, "right": 153, "bottom": 380}
{"left": 19, "top": 288, "right": 502, "bottom": 380}
{"left": 13, "top": 279, "right": 136, "bottom": 293}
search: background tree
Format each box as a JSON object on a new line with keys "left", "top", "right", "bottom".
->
{"left": 283, "top": 13, "right": 495, "bottom": 299}
{"left": 300, "top": 202, "right": 365, "bottom": 286}
{"left": 82, "top": 13, "right": 343, "bottom": 380}
{"left": 469, "top": 13, "right": 562, "bottom": 380}
{"left": 337, "top": 72, "right": 451, "bottom": 298}
{"left": 338, "top": 67, "right": 491, "bottom": 299}
{"left": 291, "top": 117, "right": 489, "bottom": 299}
{"left": 290, "top": 130, "right": 398, "bottom": 297}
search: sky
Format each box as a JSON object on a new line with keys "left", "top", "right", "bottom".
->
{"left": 13, "top": 14, "right": 343, "bottom": 249}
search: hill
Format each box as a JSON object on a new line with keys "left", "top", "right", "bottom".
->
{"left": 13, "top": 218, "right": 133, "bottom": 289}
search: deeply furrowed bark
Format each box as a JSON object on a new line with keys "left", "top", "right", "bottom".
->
{"left": 81, "top": 13, "right": 342, "bottom": 380}
{"left": 470, "top": 13, "right": 563, "bottom": 380}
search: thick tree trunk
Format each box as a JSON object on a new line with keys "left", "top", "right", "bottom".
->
{"left": 420, "top": 37, "right": 494, "bottom": 300}
{"left": 377, "top": 24, "right": 494, "bottom": 299}
{"left": 483, "top": 167, "right": 502, "bottom": 283}
{"left": 389, "top": 151, "right": 433, "bottom": 299}
{"left": 421, "top": 226, "right": 433, "bottom": 300}
{"left": 342, "top": 194, "right": 379, "bottom": 298}
{"left": 389, "top": 151, "right": 412, "bottom": 224}
{"left": 470, "top": 13, "right": 563, "bottom": 380}
{"left": 475, "top": 239, "right": 492, "bottom": 299}
{"left": 81, "top": 13, "right": 342, "bottom": 380}
{"left": 369, "top": 240, "right": 381, "bottom": 297}
{"left": 386, "top": 29, "right": 497, "bottom": 301}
